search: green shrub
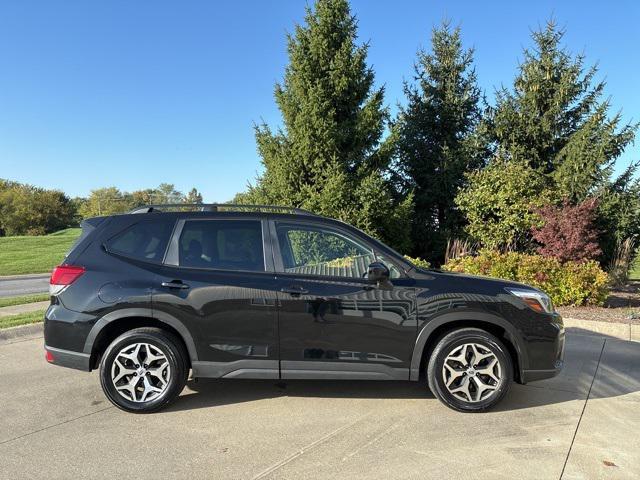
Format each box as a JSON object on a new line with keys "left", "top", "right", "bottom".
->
{"left": 404, "top": 256, "right": 431, "bottom": 270}
{"left": 443, "top": 250, "right": 608, "bottom": 306}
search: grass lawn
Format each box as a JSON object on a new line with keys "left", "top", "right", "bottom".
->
{"left": 0, "top": 228, "right": 81, "bottom": 276}
{"left": 0, "top": 309, "right": 46, "bottom": 329}
{"left": 0, "top": 293, "right": 50, "bottom": 308}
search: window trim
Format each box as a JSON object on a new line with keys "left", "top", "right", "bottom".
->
{"left": 269, "top": 219, "right": 407, "bottom": 280}
{"left": 163, "top": 217, "right": 273, "bottom": 273}
{"left": 103, "top": 218, "right": 176, "bottom": 265}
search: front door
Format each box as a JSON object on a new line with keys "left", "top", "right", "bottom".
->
{"left": 271, "top": 220, "right": 417, "bottom": 380}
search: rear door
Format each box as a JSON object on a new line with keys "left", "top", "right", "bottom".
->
{"left": 270, "top": 219, "right": 417, "bottom": 380}
{"left": 153, "top": 216, "right": 280, "bottom": 379}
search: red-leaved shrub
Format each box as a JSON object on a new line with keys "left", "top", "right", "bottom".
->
{"left": 531, "top": 198, "right": 601, "bottom": 263}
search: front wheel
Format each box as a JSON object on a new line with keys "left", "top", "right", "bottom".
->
{"left": 427, "top": 328, "right": 513, "bottom": 412}
{"left": 99, "top": 327, "right": 188, "bottom": 413}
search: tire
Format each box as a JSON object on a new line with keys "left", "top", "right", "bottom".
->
{"left": 427, "top": 327, "right": 513, "bottom": 412}
{"left": 99, "top": 327, "right": 189, "bottom": 413}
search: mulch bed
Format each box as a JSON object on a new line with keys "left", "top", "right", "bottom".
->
{"left": 557, "top": 281, "right": 640, "bottom": 325}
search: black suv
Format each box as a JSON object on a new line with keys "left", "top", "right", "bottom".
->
{"left": 44, "top": 204, "right": 565, "bottom": 413}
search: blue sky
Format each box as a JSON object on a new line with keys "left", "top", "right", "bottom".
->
{"left": 0, "top": 0, "right": 638, "bottom": 202}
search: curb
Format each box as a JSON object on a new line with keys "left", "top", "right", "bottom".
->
{"left": 563, "top": 317, "right": 640, "bottom": 342}
{"left": 0, "top": 273, "right": 50, "bottom": 281}
{"left": 0, "top": 322, "right": 44, "bottom": 344}
{"left": 0, "top": 301, "right": 50, "bottom": 318}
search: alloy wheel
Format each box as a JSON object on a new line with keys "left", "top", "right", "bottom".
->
{"left": 110, "top": 342, "right": 171, "bottom": 403}
{"left": 441, "top": 343, "right": 502, "bottom": 403}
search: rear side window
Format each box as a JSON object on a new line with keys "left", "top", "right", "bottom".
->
{"left": 178, "top": 220, "right": 264, "bottom": 272}
{"left": 106, "top": 219, "right": 174, "bottom": 263}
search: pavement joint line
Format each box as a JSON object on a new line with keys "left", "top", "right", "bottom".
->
{"left": 558, "top": 338, "right": 606, "bottom": 480}
{"left": 0, "top": 406, "right": 114, "bottom": 447}
{"left": 251, "top": 412, "right": 373, "bottom": 480}
{"left": 341, "top": 419, "right": 403, "bottom": 461}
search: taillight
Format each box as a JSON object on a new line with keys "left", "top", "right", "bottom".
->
{"left": 45, "top": 350, "right": 55, "bottom": 363}
{"left": 50, "top": 265, "right": 85, "bottom": 286}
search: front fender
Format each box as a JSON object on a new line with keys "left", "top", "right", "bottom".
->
{"left": 409, "top": 311, "right": 528, "bottom": 381}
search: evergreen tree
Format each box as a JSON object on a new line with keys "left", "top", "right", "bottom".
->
{"left": 595, "top": 164, "right": 640, "bottom": 266}
{"left": 488, "top": 20, "right": 636, "bottom": 199}
{"left": 458, "top": 20, "right": 637, "bottom": 251}
{"left": 393, "top": 21, "right": 486, "bottom": 262}
{"left": 240, "top": 0, "right": 412, "bottom": 251}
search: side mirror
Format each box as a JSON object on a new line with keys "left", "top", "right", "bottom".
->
{"left": 367, "top": 261, "right": 390, "bottom": 285}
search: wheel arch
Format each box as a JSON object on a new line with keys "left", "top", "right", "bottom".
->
{"left": 84, "top": 308, "right": 198, "bottom": 370}
{"left": 410, "top": 312, "right": 528, "bottom": 383}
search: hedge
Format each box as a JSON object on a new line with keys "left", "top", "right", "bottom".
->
{"left": 404, "top": 256, "right": 431, "bottom": 270}
{"left": 442, "top": 250, "right": 609, "bottom": 307}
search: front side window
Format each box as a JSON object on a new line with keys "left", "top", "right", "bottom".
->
{"left": 276, "top": 224, "right": 375, "bottom": 278}
{"left": 106, "top": 219, "right": 174, "bottom": 263}
{"left": 178, "top": 220, "right": 264, "bottom": 272}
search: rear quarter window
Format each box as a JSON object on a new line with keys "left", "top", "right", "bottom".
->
{"left": 106, "top": 219, "right": 174, "bottom": 263}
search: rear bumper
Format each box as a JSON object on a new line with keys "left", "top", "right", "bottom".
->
{"left": 44, "top": 344, "right": 91, "bottom": 371}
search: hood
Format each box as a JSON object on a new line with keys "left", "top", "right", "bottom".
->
{"left": 410, "top": 267, "right": 543, "bottom": 294}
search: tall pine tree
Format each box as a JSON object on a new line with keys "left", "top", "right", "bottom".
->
{"left": 458, "top": 20, "right": 638, "bottom": 254}
{"left": 488, "top": 20, "right": 636, "bottom": 200}
{"left": 239, "top": 0, "right": 412, "bottom": 251}
{"left": 393, "top": 21, "right": 486, "bottom": 262}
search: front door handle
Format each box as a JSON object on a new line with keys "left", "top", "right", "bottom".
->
{"left": 161, "top": 281, "right": 190, "bottom": 290}
{"left": 281, "top": 286, "right": 309, "bottom": 296}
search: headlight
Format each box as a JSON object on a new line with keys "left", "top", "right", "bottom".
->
{"left": 506, "top": 288, "right": 554, "bottom": 313}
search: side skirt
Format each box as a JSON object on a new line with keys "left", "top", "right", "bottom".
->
{"left": 192, "top": 359, "right": 279, "bottom": 379}
{"left": 280, "top": 361, "right": 409, "bottom": 381}
{"left": 191, "top": 360, "right": 411, "bottom": 381}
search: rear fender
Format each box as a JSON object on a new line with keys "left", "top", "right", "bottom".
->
{"left": 83, "top": 308, "right": 198, "bottom": 361}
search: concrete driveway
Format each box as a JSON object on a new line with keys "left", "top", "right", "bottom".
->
{"left": 0, "top": 273, "right": 49, "bottom": 297}
{"left": 0, "top": 330, "right": 638, "bottom": 479}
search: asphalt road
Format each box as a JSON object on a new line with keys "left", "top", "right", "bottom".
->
{"left": 0, "top": 330, "right": 638, "bottom": 479}
{"left": 0, "top": 273, "right": 49, "bottom": 298}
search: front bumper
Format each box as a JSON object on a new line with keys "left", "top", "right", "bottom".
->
{"left": 521, "top": 314, "right": 565, "bottom": 383}
{"left": 44, "top": 344, "right": 91, "bottom": 371}
{"left": 520, "top": 361, "right": 564, "bottom": 383}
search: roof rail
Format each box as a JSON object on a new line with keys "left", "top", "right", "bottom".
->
{"left": 127, "top": 203, "right": 319, "bottom": 216}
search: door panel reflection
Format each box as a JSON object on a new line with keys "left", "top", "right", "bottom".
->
{"left": 277, "top": 277, "right": 417, "bottom": 370}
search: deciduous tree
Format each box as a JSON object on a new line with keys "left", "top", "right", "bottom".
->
{"left": 455, "top": 160, "right": 551, "bottom": 250}
{"left": 0, "top": 180, "right": 75, "bottom": 235}
{"left": 531, "top": 198, "right": 601, "bottom": 263}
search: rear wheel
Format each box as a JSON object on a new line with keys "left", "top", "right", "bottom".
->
{"left": 427, "top": 328, "right": 512, "bottom": 412}
{"left": 99, "top": 327, "right": 188, "bottom": 413}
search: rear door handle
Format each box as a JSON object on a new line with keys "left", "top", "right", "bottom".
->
{"left": 161, "top": 281, "right": 190, "bottom": 290}
{"left": 281, "top": 286, "right": 309, "bottom": 295}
